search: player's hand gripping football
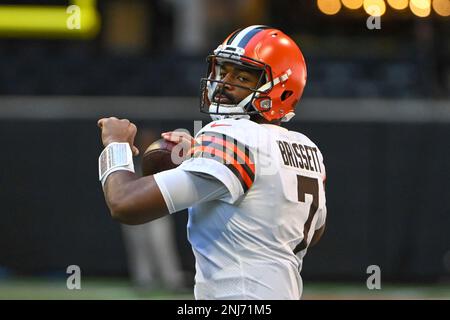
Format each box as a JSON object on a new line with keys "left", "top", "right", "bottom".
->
{"left": 161, "top": 130, "right": 194, "bottom": 161}
{"left": 97, "top": 117, "right": 140, "bottom": 156}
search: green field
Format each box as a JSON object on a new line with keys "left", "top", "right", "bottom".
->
{"left": 0, "top": 278, "right": 449, "bottom": 300}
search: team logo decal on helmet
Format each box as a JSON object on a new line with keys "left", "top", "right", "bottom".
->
{"left": 200, "top": 25, "right": 307, "bottom": 122}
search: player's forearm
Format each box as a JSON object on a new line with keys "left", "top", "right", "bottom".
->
{"left": 103, "top": 171, "right": 168, "bottom": 225}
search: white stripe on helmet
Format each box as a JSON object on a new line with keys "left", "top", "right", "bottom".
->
{"left": 230, "top": 25, "right": 266, "bottom": 47}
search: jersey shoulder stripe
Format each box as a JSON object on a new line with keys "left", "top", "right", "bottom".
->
{"left": 189, "top": 131, "right": 255, "bottom": 192}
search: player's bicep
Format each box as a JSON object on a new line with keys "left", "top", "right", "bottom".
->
{"left": 154, "top": 167, "right": 229, "bottom": 213}
{"left": 104, "top": 171, "right": 169, "bottom": 225}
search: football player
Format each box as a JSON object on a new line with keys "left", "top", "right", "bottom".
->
{"left": 97, "top": 25, "right": 327, "bottom": 300}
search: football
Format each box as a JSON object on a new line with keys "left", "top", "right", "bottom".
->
{"left": 141, "top": 138, "right": 180, "bottom": 176}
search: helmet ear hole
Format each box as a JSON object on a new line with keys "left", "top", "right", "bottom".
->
{"left": 281, "top": 90, "right": 293, "bottom": 101}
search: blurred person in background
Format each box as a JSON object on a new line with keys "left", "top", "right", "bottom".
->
{"left": 120, "top": 128, "right": 187, "bottom": 293}
{"left": 97, "top": 25, "right": 327, "bottom": 299}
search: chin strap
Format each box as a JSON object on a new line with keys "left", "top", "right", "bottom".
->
{"left": 208, "top": 103, "right": 250, "bottom": 121}
{"left": 281, "top": 112, "right": 295, "bottom": 122}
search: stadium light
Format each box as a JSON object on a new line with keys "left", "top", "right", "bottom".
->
{"left": 387, "top": 0, "right": 409, "bottom": 10}
{"left": 363, "top": 0, "right": 387, "bottom": 16}
{"left": 0, "top": 0, "right": 100, "bottom": 38}
{"left": 317, "top": 0, "right": 342, "bottom": 15}
{"left": 341, "top": 0, "right": 364, "bottom": 9}
{"left": 410, "top": 0, "right": 431, "bottom": 17}
{"left": 318, "top": 0, "right": 450, "bottom": 17}
{"left": 432, "top": 0, "right": 450, "bottom": 16}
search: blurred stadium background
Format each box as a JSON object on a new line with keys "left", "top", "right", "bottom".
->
{"left": 0, "top": 0, "right": 449, "bottom": 300}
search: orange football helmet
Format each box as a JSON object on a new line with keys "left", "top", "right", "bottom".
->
{"left": 200, "top": 25, "right": 307, "bottom": 122}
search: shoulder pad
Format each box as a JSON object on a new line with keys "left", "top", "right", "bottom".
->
{"left": 197, "top": 119, "right": 261, "bottom": 148}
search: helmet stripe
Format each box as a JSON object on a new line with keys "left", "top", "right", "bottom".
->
{"left": 237, "top": 26, "right": 270, "bottom": 48}
{"left": 226, "top": 29, "right": 242, "bottom": 45}
{"left": 229, "top": 25, "right": 268, "bottom": 48}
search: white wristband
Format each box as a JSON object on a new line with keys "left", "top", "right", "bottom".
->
{"left": 98, "top": 142, "right": 135, "bottom": 187}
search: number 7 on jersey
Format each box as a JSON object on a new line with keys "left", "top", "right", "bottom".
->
{"left": 294, "top": 175, "right": 319, "bottom": 254}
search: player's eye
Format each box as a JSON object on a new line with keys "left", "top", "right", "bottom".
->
{"left": 236, "top": 73, "right": 253, "bottom": 82}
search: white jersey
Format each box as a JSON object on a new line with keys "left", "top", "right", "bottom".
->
{"left": 155, "top": 118, "right": 327, "bottom": 300}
